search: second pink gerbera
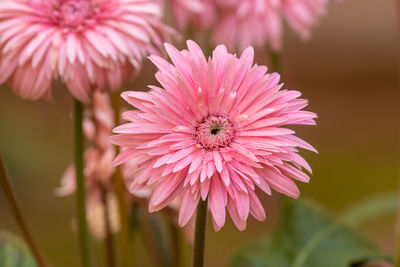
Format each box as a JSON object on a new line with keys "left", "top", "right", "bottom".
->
{"left": 0, "top": 0, "right": 171, "bottom": 102}
{"left": 112, "top": 41, "right": 317, "bottom": 231}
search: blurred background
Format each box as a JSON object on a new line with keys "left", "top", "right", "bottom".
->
{"left": 0, "top": 0, "right": 398, "bottom": 266}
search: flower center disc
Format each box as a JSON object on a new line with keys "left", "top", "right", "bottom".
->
{"left": 58, "top": 0, "right": 93, "bottom": 27}
{"left": 194, "top": 115, "right": 235, "bottom": 150}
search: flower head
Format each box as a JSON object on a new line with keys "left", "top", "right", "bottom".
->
{"left": 213, "top": 0, "right": 327, "bottom": 51}
{"left": 112, "top": 41, "right": 317, "bottom": 231}
{"left": 0, "top": 0, "right": 171, "bottom": 102}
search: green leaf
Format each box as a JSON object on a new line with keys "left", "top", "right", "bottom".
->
{"left": 0, "top": 230, "right": 37, "bottom": 267}
{"left": 341, "top": 193, "right": 397, "bottom": 226}
{"left": 230, "top": 200, "right": 384, "bottom": 267}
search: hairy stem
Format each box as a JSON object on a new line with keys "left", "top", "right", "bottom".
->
{"left": 74, "top": 99, "right": 91, "bottom": 267}
{"left": 192, "top": 199, "right": 208, "bottom": 267}
{"left": 0, "top": 157, "right": 51, "bottom": 267}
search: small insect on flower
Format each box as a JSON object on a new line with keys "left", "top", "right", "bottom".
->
{"left": 0, "top": 0, "right": 171, "bottom": 102}
{"left": 111, "top": 40, "right": 317, "bottom": 231}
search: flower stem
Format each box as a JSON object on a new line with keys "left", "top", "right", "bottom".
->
{"left": 270, "top": 51, "right": 281, "bottom": 74}
{"left": 74, "top": 99, "right": 91, "bottom": 267}
{"left": 0, "top": 157, "right": 51, "bottom": 267}
{"left": 138, "top": 212, "right": 165, "bottom": 267}
{"left": 169, "top": 218, "right": 182, "bottom": 267}
{"left": 149, "top": 214, "right": 171, "bottom": 267}
{"left": 101, "top": 187, "right": 116, "bottom": 267}
{"left": 192, "top": 199, "right": 208, "bottom": 267}
{"left": 269, "top": 50, "right": 294, "bottom": 251}
{"left": 111, "top": 92, "right": 130, "bottom": 267}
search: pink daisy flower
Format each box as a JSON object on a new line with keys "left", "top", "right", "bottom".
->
{"left": 111, "top": 41, "right": 317, "bottom": 231}
{"left": 0, "top": 0, "right": 171, "bottom": 102}
{"left": 213, "top": 0, "right": 327, "bottom": 51}
{"left": 169, "top": 0, "right": 216, "bottom": 31}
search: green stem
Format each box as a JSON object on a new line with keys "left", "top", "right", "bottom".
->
{"left": 111, "top": 92, "right": 130, "bottom": 267}
{"left": 74, "top": 100, "right": 91, "bottom": 267}
{"left": 149, "top": 214, "right": 171, "bottom": 267}
{"left": 269, "top": 48, "right": 290, "bottom": 232}
{"left": 169, "top": 218, "right": 182, "bottom": 267}
{"left": 192, "top": 199, "right": 208, "bottom": 267}
{"left": 269, "top": 50, "right": 291, "bottom": 230}
{"left": 0, "top": 157, "right": 51, "bottom": 267}
{"left": 129, "top": 203, "right": 140, "bottom": 248}
{"left": 128, "top": 203, "right": 140, "bottom": 267}
{"left": 101, "top": 188, "right": 116, "bottom": 267}
{"left": 270, "top": 51, "right": 281, "bottom": 74}
{"left": 138, "top": 211, "right": 164, "bottom": 267}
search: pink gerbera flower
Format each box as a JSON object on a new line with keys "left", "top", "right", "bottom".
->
{"left": 111, "top": 41, "right": 317, "bottom": 231}
{"left": 214, "top": 0, "right": 327, "bottom": 51}
{"left": 0, "top": 0, "right": 171, "bottom": 102}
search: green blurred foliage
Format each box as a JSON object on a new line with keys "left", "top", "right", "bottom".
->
{"left": 231, "top": 200, "right": 386, "bottom": 267}
{"left": 0, "top": 231, "right": 36, "bottom": 267}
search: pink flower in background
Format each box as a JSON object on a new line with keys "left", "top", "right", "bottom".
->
{"left": 214, "top": 0, "right": 327, "bottom": 51}
{"left": 111, "top": 41, "right": 317, "bottom": 231}
{"left": 56, "top": 91, "right": 118, "bottom": 238}
{"left": 282, "top": 0, "right": 327, "bottom": 41}
{"left": 56, "top": 91, "right": 190, "bottom": 239}
{"left": 214, "top": 0, "right": 282, "bottom": 51}
{"left": 0, "top": 0, "right": 171, "bottom": 102}
{"left": 170, "top": 0, "right": 216, "bottom": 31}
{"left": 56, "top": 92, "right": 115, "bottom": 199}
